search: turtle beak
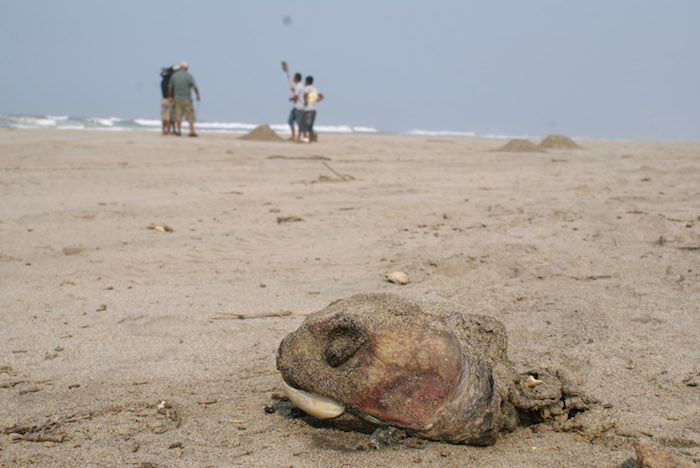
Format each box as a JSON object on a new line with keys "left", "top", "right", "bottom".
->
{"left": 280, "top": 375, "right": 345, "bottom": 419}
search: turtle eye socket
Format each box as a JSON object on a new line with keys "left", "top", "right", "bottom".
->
{"left": 325, "top": 326, "right": 366, "bottom": 368}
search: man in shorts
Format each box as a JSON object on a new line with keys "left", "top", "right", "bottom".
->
{"left": 300, "top": 76, "right": 324, "bottom": 143}
{"left": 168, "top": 62, "right": 200, "bottom": 137}
{"left": 287, "top": 73, "right": 304, "bottom": 141}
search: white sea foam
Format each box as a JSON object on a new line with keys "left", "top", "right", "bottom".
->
{"left": 272, "top": 123, "right": 373, "bottom": 134}
{"left": 85, "top": 118, "right": 115, "bottom": 127}
{"left": 57, "top": 124, "right": 87, "bottom": 130}
{"left": 86, "top": 126, "right": 131, "bottom": 132}
{"left": 0, "top": 113, "right": 538, "bottom": 140}
{"left": 406, "top": 128, "right": 545, "bottom": 140}
{"left": 13, "top": 116, "right": 57, "bottom": 127}
{"left": 352, "top": 126, "right": 378, "bottom": 133}
{"left": 133, "top": 119, "right": 160, "bottom": 127}
{"left": 315, "top": 125, "right": 353, "bottom": 133}
{"left": 479, "top": 133, "right": 539, "bottom": 140}
{"left": 406, "top": 129, "right": 477, "bottom": 137}
{"left": 198, "top": 121, "right": 256, "bottom": 130}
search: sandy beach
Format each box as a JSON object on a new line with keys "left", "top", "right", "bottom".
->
{"left": 1, "top": 128, "right": 698, "bottom": 467}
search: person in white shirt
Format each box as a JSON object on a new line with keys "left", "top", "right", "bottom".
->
{"left": 287, "top": 73, "right": 305, "bottom": 141}
{"left": 300, "top": 76, "right": 324, "bottom": 143}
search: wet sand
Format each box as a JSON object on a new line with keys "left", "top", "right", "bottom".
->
{"left": 1, "top": 129, "right": 698, "bottom": 466}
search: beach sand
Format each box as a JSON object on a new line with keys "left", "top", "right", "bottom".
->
{"left": 1, "top": 129, "right": 698, "bottom": 467}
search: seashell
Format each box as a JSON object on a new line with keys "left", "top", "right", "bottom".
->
{"left": 148, "top": 224, "right": 173, "bottom": 232}
{"left": 525, "top": 375, "right": 543, "bottom": 388}
{"left": 386, "top": 271, "right": 409, "bottom": 285}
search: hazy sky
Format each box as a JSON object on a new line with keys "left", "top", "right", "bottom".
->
{"left": 2, "top": 1, "right": 699, "bottom": 141}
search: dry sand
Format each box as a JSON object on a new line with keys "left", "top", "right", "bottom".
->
{"left": 1, "top": 129, "right": 699, "bottom": 467}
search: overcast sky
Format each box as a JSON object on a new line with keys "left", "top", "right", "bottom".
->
{"left": 2, "top": 0, "right": 699, "bottom": 141}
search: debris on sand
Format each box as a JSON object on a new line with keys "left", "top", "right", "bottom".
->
{"left": 277, "top": 216, "right": 303, "bottom": 224}
{"left": 147, "top": 224, "right": 173, "bottom": 233}
{"left": 386, "top": 271, "right": 409, "bottom": 285}
{"left": 267, "top": 155, "right": 331, "bottom": 161}
{"left": 539, "top": 135, "right": 582, "bottom": 149}
{"left": 147, "top": 400, "right": 180, "bottom": 434}
{"left": 3, "top": 421, "right": 67, "bottom": 443}
{"left": 496, "top": 139, "right": 545, "bottom": 153}
{"left": 634, "top": 438, "right": 694, "bottom": 468}
{"left": 212, "top": 310, "right": 313, "bottom": 320}
{"left": 62, "top": 247, "right": 83, "bottom": 256}
{"left": 682, "top": 371, "right": 700, "bottom": 387}
{"left": 317, "top": 162, "right": 355, "bottom": 182}
{"left": 239, "top": 124, "right": 284, "bottom": 142}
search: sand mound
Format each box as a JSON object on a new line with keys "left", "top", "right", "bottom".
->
{"left": 239, "top": 124, "right": 284, "bottom": 142}
{"left": 539, "top": 134, "right": 582, "bottom": 149}
{"left": 496, "top": 139, "right": 545, "bottom": 153}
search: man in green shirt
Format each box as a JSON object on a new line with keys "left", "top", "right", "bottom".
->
{"left": 168, "top": 61, "right": 201, "bottom": 137}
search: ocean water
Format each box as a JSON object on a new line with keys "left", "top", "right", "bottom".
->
{"left": 0, "top": 114, "right": 379, "bottom": 135}
{"left": 0, "top": 114, "right": 538, "bottom": 140}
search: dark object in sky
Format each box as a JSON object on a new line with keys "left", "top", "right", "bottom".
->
{"left": 282, "top": 15, "right": 292, "bottom": 26}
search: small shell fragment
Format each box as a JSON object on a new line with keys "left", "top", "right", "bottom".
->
{"left": 386, "top": 271, "right": 409, "bottom": 285}
{"left": 525, "top": 375, "right": 543, "bottom": 388}
{"left": 148, "top": 224, "right": 173, "bottom": 232}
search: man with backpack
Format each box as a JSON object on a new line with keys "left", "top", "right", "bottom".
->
{"left": 159, "top": 65, "right": 178, "bottom": 135}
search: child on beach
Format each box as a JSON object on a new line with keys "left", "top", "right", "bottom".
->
{"left": 300, "top": 76, "right": 324, "bottom": 143}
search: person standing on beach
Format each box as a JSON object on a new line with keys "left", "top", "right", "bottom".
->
{"left": 300, "top": 76, "right": 324, "bottom": 143}
{"left": 287, "top": 73, "right": 304, "bottom": 141}
{"left": 160, "top": 65, "right": 179, "bottom": 135}
{"left": 168, "top": 62, "right": 200, "bottom": 137}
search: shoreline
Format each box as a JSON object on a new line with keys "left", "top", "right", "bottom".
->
{"left": 5, "top": 125, "right": 699, "bottom": 144}
{"left": 6, "top": 120, "right": 698, "bottom": 144}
